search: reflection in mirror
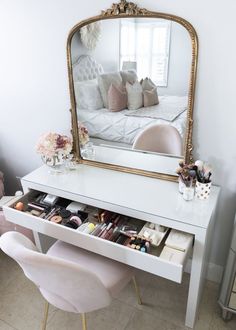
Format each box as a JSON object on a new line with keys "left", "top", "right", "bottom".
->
{"left": 70, "top": 16, "right": 193, "bottom": 176}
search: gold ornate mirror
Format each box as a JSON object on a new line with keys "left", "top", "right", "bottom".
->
{"left": 67, "top": 0, "right": 198, "bottom": 181}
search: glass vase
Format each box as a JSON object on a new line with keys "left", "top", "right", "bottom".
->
{"left": 41, "top": 154, "right": 65, "bottom": 174}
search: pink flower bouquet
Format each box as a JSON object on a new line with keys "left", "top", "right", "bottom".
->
{"left": 36, "top": 133, "right": 72, "bottom": 167}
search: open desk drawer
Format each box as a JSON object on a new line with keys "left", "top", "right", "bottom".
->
{"left": 3, "top": 190, "right": 192, "bottom": 284}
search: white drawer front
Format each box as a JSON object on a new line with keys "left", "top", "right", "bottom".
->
{"left": 3, "top": 192, "right": 191, "bottom": 284}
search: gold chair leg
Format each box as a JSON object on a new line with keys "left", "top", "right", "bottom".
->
{"left": 81, "top": 313, "right": 87, "bottom": 330}
{"left": 132, "top": 276, "right": 142, "bottom": 305}
{"left": 42, "top": 301, "right": 49, "bottom": 330}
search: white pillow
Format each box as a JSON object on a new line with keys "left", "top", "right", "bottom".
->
{"left": 74, "top": 80, "right": 104, "bottom": 110}
{"left": 98, "top": 72, "right": 123, "bottom": 108}
{"left": 126, "top": 81, "right": 143, "bottom": 110}
{"left": 120, "top": 70, "right": 138, "bottom": 84}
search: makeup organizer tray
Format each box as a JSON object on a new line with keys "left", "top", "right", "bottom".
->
{"left": 10, "top": 190, "right": 173, "bottom": 257}
{"left": 138, "top": 222, "right": 169, "bottom": 247}
{"left": 7, "top": 189, "right": 194, "bottom": 282}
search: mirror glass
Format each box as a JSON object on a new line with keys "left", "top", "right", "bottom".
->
{"left": 70, "top": 16, "right": 193, "bottom": 176}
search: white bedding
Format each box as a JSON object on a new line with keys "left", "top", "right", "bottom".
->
{"left": 77, "top": 96, "right": 187, "bottom": 145}
{"left": 126, "top": 96, "right": 187, "bottom": 121}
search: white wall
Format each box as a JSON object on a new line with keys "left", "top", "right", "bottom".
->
{"left": 71, "top": 18, "right": 190, "bottom": 95}
{"left": 71, "top": 19, "right": 120, "bottom": 72}
{"left": 160, "top": 21, "right": 191, "bottom": 96}
{"left": 1, "top": 0, "right": 236, "bottom": 271}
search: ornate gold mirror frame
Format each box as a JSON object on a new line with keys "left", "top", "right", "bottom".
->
{"left": 67, "top": 0, "right": 198, "bottom": 181}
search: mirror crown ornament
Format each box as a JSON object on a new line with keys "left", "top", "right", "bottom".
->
{"left": 102, "top": 0, "right": 148, "bottom": 16}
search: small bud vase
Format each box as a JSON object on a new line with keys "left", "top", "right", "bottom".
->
{"left": 195, "top": 181, "right": 212, "bottom": 200}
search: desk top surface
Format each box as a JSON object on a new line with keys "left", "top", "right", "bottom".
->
{"left": 22, "top": 165, "right": 220, "bottom": 230}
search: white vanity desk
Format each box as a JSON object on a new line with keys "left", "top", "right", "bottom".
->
{"left": 3, "top": 165, "right": 220, "bottom": 328}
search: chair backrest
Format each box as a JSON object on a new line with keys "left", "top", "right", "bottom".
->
{"left": 0, "top": 232, "right": 111, "bottom": 313}
{"left": 132, "top": 124, "right": 183, "bottom": 156}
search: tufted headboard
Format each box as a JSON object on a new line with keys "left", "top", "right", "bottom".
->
{"left": 72, "top": 55, "right": 104, "bottom": 81}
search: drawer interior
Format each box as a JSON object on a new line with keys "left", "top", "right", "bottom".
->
{"left": 8, "top": 189, "right": 194, "bottom": 271}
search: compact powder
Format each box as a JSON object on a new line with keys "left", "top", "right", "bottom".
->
{"left": 50, "top": 215, "right": 62, "bottom": 224}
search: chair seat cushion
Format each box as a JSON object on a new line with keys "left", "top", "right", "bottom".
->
{"left": 47, "top": 240, "right": 134, "bottom": 298}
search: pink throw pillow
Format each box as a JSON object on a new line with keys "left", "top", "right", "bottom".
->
{"left": 143, "top": 87, "right": 159, "bottom": 107}
{"left": 108, "top": 84, "right": 127, "bottom": 112}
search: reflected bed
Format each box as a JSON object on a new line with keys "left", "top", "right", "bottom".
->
{"left": 77, "top": 97, "right": 187, "bottom": 145}
{"left": 74, "top": 55, "right": 187, "bottom": 146}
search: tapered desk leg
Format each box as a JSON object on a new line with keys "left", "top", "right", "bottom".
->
{"left": 185, "top": 229, "right": 207, "bottom": 328}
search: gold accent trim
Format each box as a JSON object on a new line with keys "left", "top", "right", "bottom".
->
{"left": 102, "top": 0, "right": 148, "bottom": 16}
{"left": 66, "top": 1, "right": 198, "bottom": 181}
{"left": 42, "top": 301, "right": 49, "bottom": 330}
{"left": 81, "top": 313, "right": 87, "bottom": 330}
{"left": 132, "top": 276, "right": 142, "bottom": 305}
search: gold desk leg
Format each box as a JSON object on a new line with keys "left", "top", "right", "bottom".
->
{"left": 81, "top": 313, "right": 87, "bottom": 330}
{"left": 42, "top": 301, "right": 49, "bottom": 330}
{"left": 132, "top": 276, "right": 142, "bottom": 305}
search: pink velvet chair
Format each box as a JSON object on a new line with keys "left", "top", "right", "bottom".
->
{"left": 0, "top": 232, "right": 142, "bottom": 330}
{"left": 132, "top": 124, "right": 183, "bottom": 156}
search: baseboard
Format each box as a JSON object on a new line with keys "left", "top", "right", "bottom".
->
{"left": 206, "top": 262, "right": 224, "bottom": 283}
{"left": 185, "top": 260, "right": 223, "bottom": 283}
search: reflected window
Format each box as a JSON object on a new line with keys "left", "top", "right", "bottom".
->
{"left": 120, "top": 19, "right": 171, "bottom": 86}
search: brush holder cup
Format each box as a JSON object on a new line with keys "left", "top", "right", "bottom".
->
{"left": 195, "top": 181, "right": 212, "bottom": 200}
